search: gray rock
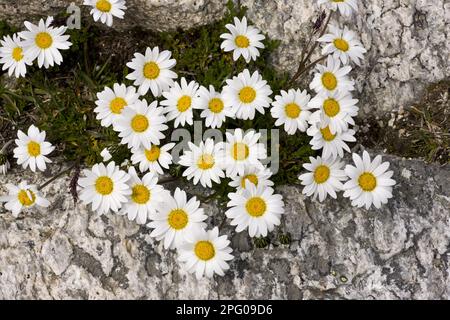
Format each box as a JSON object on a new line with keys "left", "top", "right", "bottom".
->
{"left": 0, "top": 153, "right": 449, "bottom": 299}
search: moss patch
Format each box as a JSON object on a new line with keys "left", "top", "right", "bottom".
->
{"left": 356, "top": 80, "right": 449, "bottom": 164}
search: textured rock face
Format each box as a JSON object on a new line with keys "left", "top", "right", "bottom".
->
{"left": 1, "top": 0, "right": 448, "bottom": 116}
{"left": 1, "top": 154, "right": 449, "bottom": 299}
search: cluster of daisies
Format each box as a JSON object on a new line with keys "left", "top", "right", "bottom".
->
{"left": 1, "top": 0, "right": 396, "bottom": 280}
{"left": 0, "top": 16, "right": 72, "bottom": 78}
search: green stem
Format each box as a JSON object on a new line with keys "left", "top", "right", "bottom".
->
{"left": 38, "top": 162, "right": 78, "bottom": 191}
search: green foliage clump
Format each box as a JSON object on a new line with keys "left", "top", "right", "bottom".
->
{"left": 0, "top": 1, "right": 315, "bottom": 188}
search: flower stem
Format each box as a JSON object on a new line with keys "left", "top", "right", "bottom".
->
{"left": 38, "top": 162, "right": 78, "bottom": 191}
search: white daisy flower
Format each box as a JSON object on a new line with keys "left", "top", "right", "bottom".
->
{"left": 226, "top": 183, "right": 284, "bottom": 238}
{"left": 317, "top": 0, "right": 358, "bottom": 17}
{"left": 317, "top": 24, "right": 366, "bottom": 66}
{"left": 309, "top": 55, "right": 354, "bottom": 95}
{"left": 220, "top": 16, "right": 265, "bottom": 63}
{"left": 147, "top": 187, "right": 207, "bottom": 250}
{"left": 118, "top": 167, "right": 168, "bottom": 225}
{"left": 220, "top": 129, "right": 267, "bottom": 177}
{"left": 100, "top": 148, "right": 112, "bottom": 162}
{"left": 0, "top": 34, "right": 32, "bottom": 78}
{"left": 0, "top": 181, "right": 50, "bottom": 217}
{"left": 114, "top": 99, "right": 168, "bottom": 150}
{"left": 78, "top": 161, "right": 131, "bottom": 215}
{"left": 178, "top": 227, "right": 233, "bottom": 280}
{"left": 270, "top": 89, "right": 312, "bottom": 135}
{"left": 195, "top": 85, "right": 234, "bottom": 129}
{"left": 161, "top": 77, "right": 200, "bottom": 128}
{"left": 229, "top": 166, "right": 274, "bottom": 192}
{"left": 126, "top": 46, "right": 177, "bottom": 97}
{"left": 222, "top": 69, "right": 272, "bottom": 120}
{"left": 19, "top": 16, "right": 72, "bottom": 69}
{"left": 130, "top": 143, "right": 175, "bottom": 175}
{"left": 343, "top": 151, "right": 396, "bottom": 209}
{"left": 308, "top": 90, "right": 358, "bottom": 134}
{"left": 298, "top": 156, "right": 347, "bottom": 202}
{"left": 83, "top": 0, "right": 126, "bottom": 27}
{"left": 94, "top": 83, "right": 140, "bottom": 128}
{"left": 178, "top": 138, "right": 225, "bottom": 188}
{"left": 13, "top": 125, "right": 55, "bottom": 172}
{"left": 307, "top": 123, "right": 356, "bottom": 160}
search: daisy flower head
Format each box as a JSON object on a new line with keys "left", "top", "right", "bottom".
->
{"left": 114, "top": 99, "right": 168, "bottom": 150}
{"left": 83, "top": 0, "right": 127, "bottom": 27}
{"left": 78, "top": 161, "right": 131, "bottom": 215}
{"left": 222, "top": 69, "right": 272, "bottom": 120}
{"left": 307, "top": 122, "right": 356, "bottom": 160}
{"left": 13, "top": 125, "right": 55, "bottom": 172}
{"left": 220, "top": 16, "right": 265, "bottom": 63}
{"left": 229, "top": 166, "right": 274, "bottom": 192}
{"left": 270, "top": 89, "right": 312, "bottom": 135}
{"left": 0, "top": 34, "right": 33, "bottom": 78}
{"left": 178, "top": 138, "right": 225, "bottom": 188}
{"left": 308, "top": 90, "right": 358, "bottom": 134}
{"left": 220, "top": 129, "right": 267, "bottom": 177}
{"left": 317, "top": 0, "right": 358, "bottom": 17}
{"left": 343, "top": 151, "right": 396, "bottom": 209}
{"left": 298, "top": 156, "right": 347, "bottom": 202}
{"left": 161, "top": 77, "right": 200, "bottom": 128}
{"left": 118, "top": 167, "right": 168, "bottom": 225}
{"left": 0, "top": 181, "right": 50, "bottom": 217}
{"left": 147, "top": 188, "right": 207, "bottom": 250}
{"left": 178, "top": 227, "right": 233, "bottom": 280}
{"left": 126, "top": 46, "right": 177, "bottom": 97}
{"left": 195, "top": 85, "right": 234, "bottom": 129}
{"left": 226, "top": 183, "right": 284, "bottom": 238}
{"left": 20, "top": 16, "right": 72, "bottom": 69}
{"left": 94, "top": 83, "right": 140, "bottom": 128}
{"left": 131, "top": 143, "right": 175, "bottom": 175}
{"left": 310, "top": 55, "right": 354, "bottom": 95}
{"left": 317, "top": 24, "right": 366, "bottom": 66}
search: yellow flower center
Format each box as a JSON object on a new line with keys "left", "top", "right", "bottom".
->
{"left": 358, "top": 172, "right": 377, "bottom": 192}
{"left": 110, "top": 97, "right": 127, "bottom": 114}
{"left": 285, "top": 103, "right": 301, "bottom": 119}
{"left": 17, "top": 189, "right": 36, "bottom": 206}
{"left": 314, "top": 165, "right": 330, "bottom": 184}
{"left": 320, "top": 126, "right": 336, "bottom": 141}
{"left": 177, "top": 95, "right": 192, "bottom": 112}
{"left": 168, "top": 209, "right": 188, "bottom": 230}
{"left": 235, "top": 35, "right": 250, "bottom": 48}
{"left": 245, "top": 197, "right": 267, "bottom": 217}
{"left": 321, "top": 72, "right": 338, "bottom": 91}
{"left": 131, "top": 184, "right": 151, "bottom": 204}
{"left": 333, "top": 38, "right": 349, "bottom": 52}
{"left": 12, "top": 47, "right": 24, "bottom": 61}
{"left": 241, "top": 174, "right": 259, "bottom": 188}
{"left": 143, "top": 61, "right": 160, "bottom": 80}
{"left": 27, "top": 141, "right": 41, "bottom": 157}
{"left": 145, "top": 145, "right": 161, "bottom": 162}
{"left": 96, "top": 0, "right": 112, "bottom": 12}
{"left": 35, "top": 32, "right": 53, "bottom": 49}
{"left": 208, "top": 98, "right": 224, "bottom": 113}
{"left": 323, "top": 98, "right": 340, "bottom": 117}
{"left": 232, "top": 142, "right": 249, "bottom": 161}
{"left": 131, "top": 114, "right": 149, "bottom": 132}
{"left": 194, "top": 241, "right": 216, "bottom": 261}
{"left": 95, "top": 176, "right": 114, "bottom": 195}
{"left": 197, "top": 153, "right": 215, "bottom": 170}
{"left": 239, "top": 86, "right": 256, "bottom": 104}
